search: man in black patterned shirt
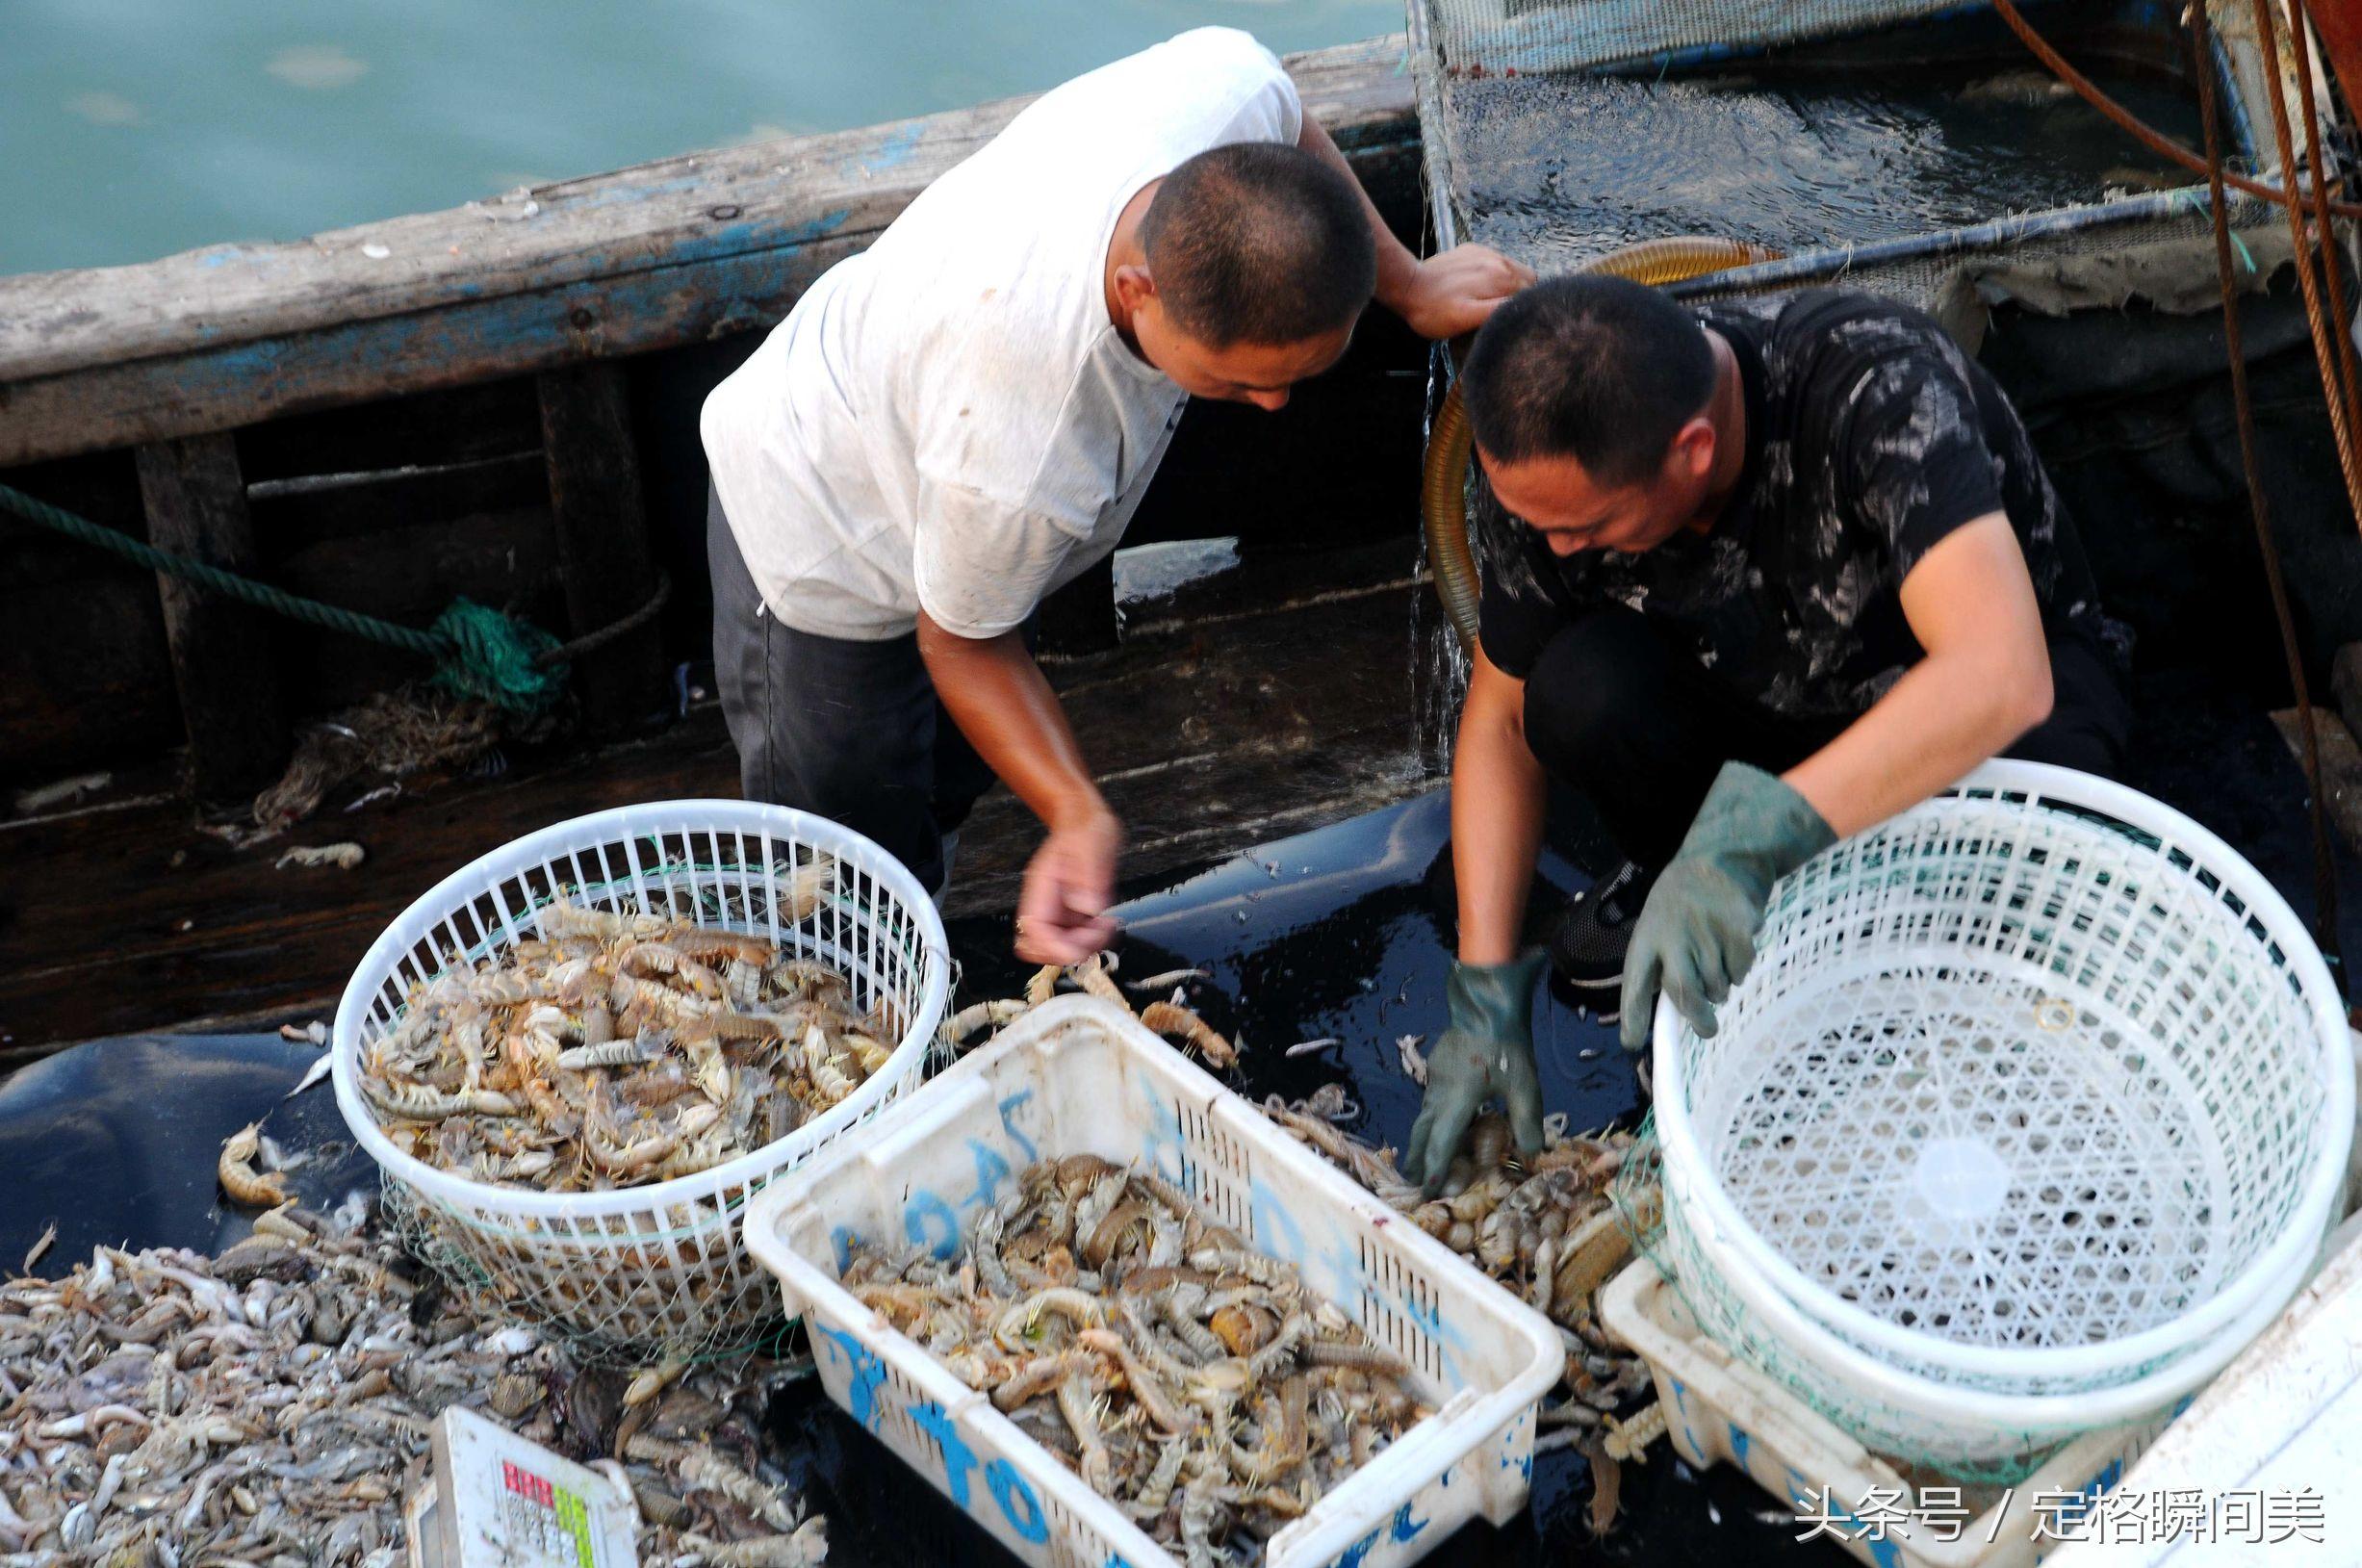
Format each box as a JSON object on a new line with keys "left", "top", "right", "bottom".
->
{"left": 1400, "top": 275, "right": 2131, "bottom": 1190}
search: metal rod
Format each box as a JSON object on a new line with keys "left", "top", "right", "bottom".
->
{"left": 1664, "top": 188, "right": 2261, "bottom": 296}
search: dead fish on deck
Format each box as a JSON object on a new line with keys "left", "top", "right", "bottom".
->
{"left": 0, "top": 1208, "right": 824, "bottom": 1562}
{"left": 275, "top": 841, "right": 367, "bottom": 870}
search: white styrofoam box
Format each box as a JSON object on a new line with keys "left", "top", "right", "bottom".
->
{"left": 2043, "top": 1221, "right": 2362, "bottom": 1567}
{"left": 742, "top": 995, "right": 1564, "bottom": 1568}
{"left": 1600, "top": 1259, "right": 2169, "bottom": 1568}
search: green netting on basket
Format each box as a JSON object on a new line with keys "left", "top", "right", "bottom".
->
{"left": 1610, "top": 1114, "right": 2071, "bottom": 1485}
{"left": 381, "top": 1179, "right": 793, "bottom": 1368}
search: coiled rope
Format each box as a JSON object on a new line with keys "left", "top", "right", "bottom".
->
{"left": 0, "top": 478, "right": 669, "bottom": 717}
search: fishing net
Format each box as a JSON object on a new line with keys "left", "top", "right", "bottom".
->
{"left": 1407, "top": 0, "right": 2300, "bottom": 309}
{"left": 247, "top": 687, "right": 513, "bottom": 839}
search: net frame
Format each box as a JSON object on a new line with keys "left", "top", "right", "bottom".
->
{"left": 1406, "top": 0, "right": 2306, "bottom": 308}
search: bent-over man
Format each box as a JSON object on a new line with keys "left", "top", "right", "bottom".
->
{"left": 702, "top": 28, "right": 1531, "bottom": 963}
{"left": 1403, "top": 276, "right": 2130, "bottom": 1186}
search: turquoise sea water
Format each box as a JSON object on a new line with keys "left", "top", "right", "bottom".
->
{"left": 2, "top": 0, "right": 1399, "bottom": 275}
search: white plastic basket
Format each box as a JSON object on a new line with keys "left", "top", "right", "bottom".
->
{"left": 1651, "top": 1138, "right": 2324, "bottom": 1474}
{"left": 1653, "top": 760, "right": 2351, "bottom": 1400}
{"left": 1599, "top": 1258, "right": 2171, "bottom": 1568}
{"left": 332, "top": 800, "right": 949, "bottom": 1357}
{"left": 742, "top": 995, "right": 1564, "bottom": 1568}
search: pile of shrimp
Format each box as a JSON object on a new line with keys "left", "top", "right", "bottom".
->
{"left": 0, "top": 1202, "right": 825, "bottom": 1567}
{"left": 843, "top": 1155, "right": 1425, "bottom": 1567}
{"left": 938, "top": 954, "right": 1239, "bottom": 1068}
{"left": 355, "top": 870, "right": 904, "bottom": 1192}
{"left": 1260, "top": 1093, "right": 1662, "bottom": 1533}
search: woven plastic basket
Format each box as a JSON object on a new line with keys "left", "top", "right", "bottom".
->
{"left": 744, "top": 995, "right": 1564, "bottom": 1568}
{"left": 1646, "top": 761, "right": 2351, "bottom": 1469}
{"left": 332, "top": 800, "right": 949, "bottom": 1359}
{"left": 1652, "top": 1134, "right": 2322, "bottom": 1476}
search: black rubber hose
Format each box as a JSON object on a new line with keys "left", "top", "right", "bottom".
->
{"left": 1422, "top": 237, "right": 1781, "bottom": 648}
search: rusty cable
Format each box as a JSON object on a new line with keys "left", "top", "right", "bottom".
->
{"left": 2244, "top": 0, "right": 2362, "bottom": 541}
{"left": 2283, "top": 0, "right": 2362, "bottom": 440}
{"left": 1990, "top": 0, "right": 2362, "bottom": 218}
{"left": 2191, "top": 1, "right": 2347, "bottom": 973}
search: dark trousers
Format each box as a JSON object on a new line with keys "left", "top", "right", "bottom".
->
{"left": 708, "top": 486, "right": 999, "bottom": 893}
{"left": 1521, "top": 607, "right": 2133, "bottom": 868}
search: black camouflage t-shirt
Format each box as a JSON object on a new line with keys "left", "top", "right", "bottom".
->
{"left": 1475, "top": 290, "right": 2120, "bottom": 719}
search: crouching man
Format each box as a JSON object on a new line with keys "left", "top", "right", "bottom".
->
{"left": 703, "top": 28, "right": 1531, "bottom": 964}
{"left": 1404, "top": 276, "right": 2130, "bottom": 1185}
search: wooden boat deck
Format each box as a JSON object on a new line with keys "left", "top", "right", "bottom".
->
{"left": 0, "top": 542, "right": 1436, "bottom": 1061}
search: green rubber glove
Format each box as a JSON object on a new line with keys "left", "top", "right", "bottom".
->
{"left": 1401, "top": 954, "right": 1548, "bottom": 1195}
{"left": 1619, "top": 761, "right": 1836, "bottom": 1052}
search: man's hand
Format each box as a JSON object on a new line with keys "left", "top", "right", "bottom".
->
{"left": 916, "top": 610, "right": 1120, "bottom": 964}
{"left": 1015, "top": 807, "right": 1121, "bottom": 964}
{"left": 1401, "top": 955, "right": 1548, "bottom": 1195}
{"left": 1296, "top": 116, "right": 1535, "bottom": 342}
{"left": 1620, "top": 762, "right": 1834, "bottom": 1050}
{"left": 1388, "top": 244, "right": 1536, "bottom": 341}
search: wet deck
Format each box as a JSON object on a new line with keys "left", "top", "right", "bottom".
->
{"left": 0, "top": 540, "right": 1437, "bottom": 1063}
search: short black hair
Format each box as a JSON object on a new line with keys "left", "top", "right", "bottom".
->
{"left": 1461, "top": 275, "right": 1714, "bottom": 485}
{"left": 1139, "top": 142, "right": 1376, "bottom": 348}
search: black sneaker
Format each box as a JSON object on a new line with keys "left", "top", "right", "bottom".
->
{"left": 1547, "top": 860, "right": 1660, "bottom": 1009}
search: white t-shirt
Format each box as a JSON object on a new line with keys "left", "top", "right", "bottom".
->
{"left": 701, "top": 28, "right": 1304, "bottom": 641}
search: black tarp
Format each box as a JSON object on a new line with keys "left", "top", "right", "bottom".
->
{"left": 1976, "top": 245, "right": 2362, "bottom": 695}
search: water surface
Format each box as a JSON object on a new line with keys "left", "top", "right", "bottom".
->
{"left": 1448, "top": 64, "right": 2204, "bottom": 268}
{"left": 3, "top": 0, "right": 1397, "bottom": 275}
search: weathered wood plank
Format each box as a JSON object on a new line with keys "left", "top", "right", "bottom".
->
{"left": 537, "top": 362, "right": 668, "bottom": 733}
{"left": 0, "top": 576, "right": 178, "bottom": 780}
{"left": 0, "top": 454, "right": 182, "bottom": 779}
{"left": 0, "top": 38, "right": 1418, "bottom": 468}
{"left": 236, "top": 377, "right": 544, "bottom": 484}
{"left": 0, "top": 557, "right": 1426, "bottom": 1049}
{"left": 132, "top": 434, "right": 288, "bottom": 801}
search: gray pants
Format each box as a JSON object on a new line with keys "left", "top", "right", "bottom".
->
{"left": 708, "top": 486, "right": 1000, "bottom": 893}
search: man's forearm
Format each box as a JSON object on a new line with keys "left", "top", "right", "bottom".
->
{"left": 1452, "top": 655, "right": 1548, "bottom": 964}
{"left": 1785, "top": 514, "right": 2055, "bottom": 839}
{"left": 1784, "top": 643, "right": 2051, "bottom": 839}
{"left": 916, "top": 614, "right": 1107, "bottom": 832}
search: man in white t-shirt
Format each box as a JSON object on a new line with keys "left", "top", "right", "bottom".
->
{"left": 703, "top": 28, "right": 1530, "bottom": 962}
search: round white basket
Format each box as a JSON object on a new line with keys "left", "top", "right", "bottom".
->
{"left": 1652, "top": 760, "right": 2351, "bottom": 1410}
{"left": 332, "top": 800, "right": 949, "bottom": 1359}
{"left": 1652, "top": 1145, "right": 2324, "bottom": 1475}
